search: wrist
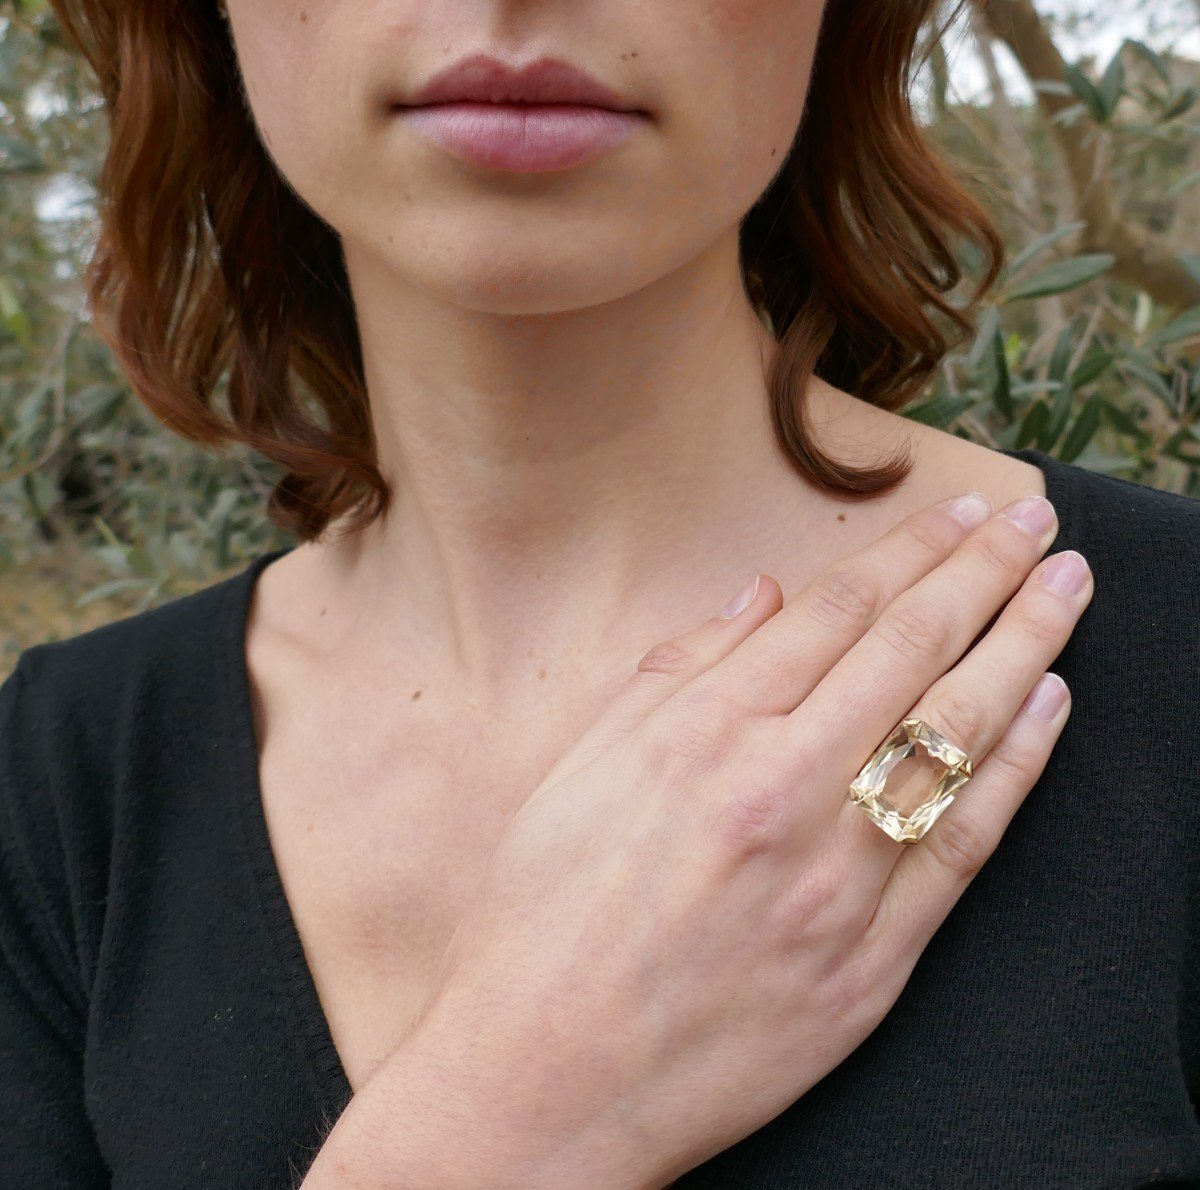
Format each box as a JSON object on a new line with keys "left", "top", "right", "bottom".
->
{"left": 300, "top": 996, "right": 670, "bottom": 1190}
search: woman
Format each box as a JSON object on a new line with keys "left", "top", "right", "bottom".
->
{"left": 1, "top": 0, "right": 1196, "bottom": 1186}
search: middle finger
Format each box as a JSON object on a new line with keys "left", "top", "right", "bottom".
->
{"left": 786, "top": 493, "right": 1061, "bottom": 781}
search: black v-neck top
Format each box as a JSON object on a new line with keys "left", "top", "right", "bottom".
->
{"left": 1, "top": 448, "right": 1198, "bottom": 1189}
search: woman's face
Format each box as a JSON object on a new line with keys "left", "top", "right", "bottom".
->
{"left": 225, "top": 2, "right": 825, "bottom": 315}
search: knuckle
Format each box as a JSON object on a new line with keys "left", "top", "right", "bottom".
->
{"left": 806, "top": 566, "right": 881, "bottom": 632}
{"left": 966, "top": 526, "right": 1025, "bottom": 575}
{"left": 645, "top": 688, "right": 746, "bottom": 777}
{"left": 984, "top": 730, "right": 1043, "bottom": 787}
{"left": 776, "top": 864, "right": 847, "bottom": 935}
{"left": 714, "top": 772, "right": 795, "bottom": 854}
{"left": 872, "top": 598, "right": 950, "bottom": 662}
{"left": 1009, "top": 599, "right": 1067, "bottom": 647}
{"left": 674, "top": 682, "right": 757, "bottom": 736}
{"left": 906, "top": 515, "right": 954, "bottom": 563}
{"left": 657, "top": 716, "right": 732, "bottom": 774}
{"left": 927, "top": 688, "right": 988, "bottom": 752}
{"left": 636, "top": 638, "right": 697, "bottom": 678}
{"left": 925, "top": 807, "right": 990, "bottom": 880}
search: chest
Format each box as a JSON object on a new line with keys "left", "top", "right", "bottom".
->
{"left": 89, "top": 725, "right": 1200, "bottom": 1189}
{"left": 80, "top": 555, "right": 1200, "bottom": 1186}
{"left": 255, "top": 712, "right": 561, "bottom": 1093}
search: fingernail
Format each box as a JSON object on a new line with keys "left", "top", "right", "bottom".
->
{"left": 1021, "top": 672, "right": 1069, "bottom": 720}
{"left": 720, "top": 574, "right": 760, "bottom": 618}
{"left": 1004, "top": 495, "right": 1057, "bottom": 535}
{"left": 1038, "top": 550, "right": 1089, "bottom": 596}
{"left": 945, "top": 491, "right": 992, "bottom": 528}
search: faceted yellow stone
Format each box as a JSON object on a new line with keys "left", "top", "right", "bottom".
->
{"left": 849, "top": 717, "right": 973, "bottom": 844}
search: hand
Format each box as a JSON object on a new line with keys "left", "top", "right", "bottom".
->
{"left": 331, "top": 490, "right": 1091, "bottom": 1190}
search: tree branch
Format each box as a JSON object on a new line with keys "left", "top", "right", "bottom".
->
{"left": 979, "top": 0, "right": 1200, "bottom": 309}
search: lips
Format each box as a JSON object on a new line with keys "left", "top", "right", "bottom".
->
{"left": 397, "top": 53, "right": 644, "bottom": 113}
{"left": 390, "top": 53, "right": 648, "bottom": 172}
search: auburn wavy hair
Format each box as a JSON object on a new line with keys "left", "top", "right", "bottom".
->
{"left": 49, "top": 0, "right": 1002, "bottom": 544}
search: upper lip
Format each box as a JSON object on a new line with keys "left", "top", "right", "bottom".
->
{"left": 398, "top": 54, "right": 643, "bottom": 112}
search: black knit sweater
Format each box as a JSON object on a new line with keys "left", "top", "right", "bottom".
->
{"left": 1, "top": 447, "right": 1197, "bottom": 1188}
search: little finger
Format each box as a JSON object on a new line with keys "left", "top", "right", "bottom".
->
{"left": 862, "top": 670, "right": 1071, "bottom": 985}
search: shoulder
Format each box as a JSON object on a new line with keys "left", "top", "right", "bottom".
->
{"left": 4, "top": 552, "right": 269, "bottom": 740}
{"left": 12, "top": 562, "right": 242, "bottom": 692}
{"left": 1020, "top": 449, "right": 1200, "bottom": 617}
{"left": 0, "top": 553, "right": 251, "bottom": 772}
{"left": 926, "top": 430, "right": 1199, "bottom": 609}
{"left": 1034, "top": 448, "right": 1200, "bottom": 536}
{"left": 0, "top": 551, "right": 281, "bottom": 1010}
{"left": 916, "top": 434, "right": 1200, "bottom": 698}
{"left": 1000, "top": 451, "right": 1200, "bottom": 756}
{"left": 0, "top": 553, "right": 268, "bottom": 870}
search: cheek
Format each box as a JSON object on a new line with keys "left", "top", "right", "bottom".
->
{"left": 720, "top": 0, "right": 822, "bottom": 169}
{"left": 229, "top": 3, "right": 366, "bottom": 211}
{"left": 658, "top": 0, "right": 822, "bottom": 221}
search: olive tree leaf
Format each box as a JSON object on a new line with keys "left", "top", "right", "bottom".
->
{"left": 990, "top": 326, "right": 1013, "bottom": 420}
{"left": 1017, "top": 400, "right": 1049, "bottom": 449}
{"left": 1059, "top": 395, "right": 1102, "bottom": 463}
{"left": 1005, "top": 254, "right": 1116, "bottom": 301}
{"left": 1007, "top": 222, "right": 1086, "bottom": 276}
{"left": 1124, "top": 39, "right": 1171, "bottom": 87}
{"left": 1144, "top": 305, "right": 1200, "bottom": 349}
{"left": 902, "top": 393, "right": 976, "bottom": 429}
{"left": 1063, "top": 63, "right": 1108, "bottom": 123}
{"left": 1098, "top": 51, "right": 1126, "bottom": 120}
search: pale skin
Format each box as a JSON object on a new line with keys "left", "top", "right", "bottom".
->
{"left": 219, "top": 2, "right": 1093, "bottom": 1185}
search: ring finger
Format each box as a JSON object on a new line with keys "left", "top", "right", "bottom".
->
{"left": 849, "top": 669, "right": 1074, "bottom": 1020}
{"left": 841, "top": 544, "right": 1093, "bottom": 876}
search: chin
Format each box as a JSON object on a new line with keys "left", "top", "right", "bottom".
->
{"left": 351, "top": 226, "right": 673, "bottom": 317}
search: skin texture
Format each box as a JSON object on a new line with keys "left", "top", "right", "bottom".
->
{"left": 217, "top": 2, "right": 1086, "bottom": 1184}
{"left": 228, "top": 2, "right": 813, "bottom": 317}
{"left": 223, "top": 0, "right": 839, "bottom": 687}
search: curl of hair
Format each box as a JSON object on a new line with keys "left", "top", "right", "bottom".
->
{"left": 49, "top": 0, "right": 1002, "bottom": 543}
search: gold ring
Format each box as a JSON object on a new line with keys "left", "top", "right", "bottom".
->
{"left": 848, "top": 716, "right": 974, "bottom": 845}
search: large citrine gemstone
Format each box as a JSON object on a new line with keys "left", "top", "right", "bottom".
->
{"left": 849, "top": 717, "right": 974, "bottom": 844}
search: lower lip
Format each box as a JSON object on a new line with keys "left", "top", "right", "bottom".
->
{"left": 394, "top": 102, "right": 644, "bottom": 172}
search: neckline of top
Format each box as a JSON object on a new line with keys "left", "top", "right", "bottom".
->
{"left": 217, "top": 443, "right": 1080, "bottom": 1121}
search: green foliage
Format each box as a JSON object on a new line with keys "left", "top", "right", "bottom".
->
{"left": 1, "top": 3, "right": 1198, "bottom": 652}
{"left": 0, "top": 5, "right": 289, "bottom": 633}
{"left": 906, "top": 292, "right": 1200, "bottom": 477}
{"left": 907, "top": 14, "right": 1200, "bottom": 497}
{"left": 1003, "top": 254, "right": 1117, "bottom": 301}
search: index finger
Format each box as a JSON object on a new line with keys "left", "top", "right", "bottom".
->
{"left": 677, "top": 490, "right": 995, "bottom": 718}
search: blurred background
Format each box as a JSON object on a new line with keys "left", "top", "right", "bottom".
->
{"left": 1, "top": 0, "right": 1198, "bottom": 669}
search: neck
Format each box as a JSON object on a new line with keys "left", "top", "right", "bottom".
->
{"left": 314, "top": 230, "right": 896, "bottom": 694}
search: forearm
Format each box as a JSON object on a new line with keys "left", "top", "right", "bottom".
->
{"left": 297, "top": 1003, "right": 669, "bottom": 1190}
